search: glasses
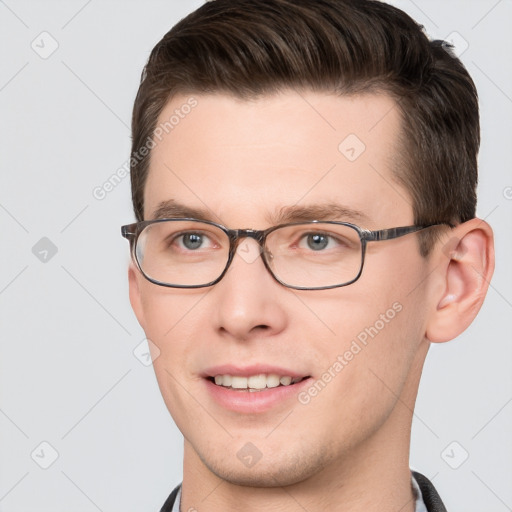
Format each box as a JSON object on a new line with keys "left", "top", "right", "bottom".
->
{"left": 121, "top": 218, "right": 450, "bottom": 290}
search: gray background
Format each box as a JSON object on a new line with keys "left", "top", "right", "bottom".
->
{"left": 0, "top": 1, "right": 511, "bottom": 511}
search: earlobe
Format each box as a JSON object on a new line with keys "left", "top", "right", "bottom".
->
{"left": 128, "top": 263, "right": 146, "bottom": 330}
{"left": 426, "top": 218, "right": 495, "bottom": 343}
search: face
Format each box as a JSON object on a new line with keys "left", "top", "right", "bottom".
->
{"left": 129, "top": 90, "right": 436, "bottom": 487}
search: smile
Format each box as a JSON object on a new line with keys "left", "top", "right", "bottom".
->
{"left": 211, "top": 374, "right": 307, "bottom": 391}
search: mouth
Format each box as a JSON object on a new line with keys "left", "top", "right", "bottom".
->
{"left": 207, "top": 373, "right": 310, "bottom": 392}
{"left": 201, "top": 365, "right": 313, "bottom": 412}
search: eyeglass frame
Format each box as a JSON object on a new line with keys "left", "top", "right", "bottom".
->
{"left": 121, "top": 218, "right": 454, "bottom": 290}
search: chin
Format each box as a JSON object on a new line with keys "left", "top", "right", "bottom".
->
{"left": 197, "top": 444, "right": 333, "bottom": 488}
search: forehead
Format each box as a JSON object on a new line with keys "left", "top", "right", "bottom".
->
{"left": 144, "top": 90, "right": 411, "bottom": 228}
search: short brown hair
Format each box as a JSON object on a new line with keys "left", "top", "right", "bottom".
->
{"left": 130, "top": 0, "right": 479, "bottom": 255}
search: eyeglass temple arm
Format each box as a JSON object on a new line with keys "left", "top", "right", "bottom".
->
{"left": 121, "top": 224, "right": 137, "bottom": 239}
{"left": 363, "top": 222, "right": 454, "bottom": 242}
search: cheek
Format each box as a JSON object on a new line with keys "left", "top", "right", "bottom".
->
{"left": 139, "top": 283, "right": 206, "bottom": 341}
{"left": 306, "top": 292, "right": 415, "bottom": 385}
{"left": 138, "top": 287, "right": 208, "bottom": 396}
{"left": 296, "top": 294, "right": 424, "bottom": 447}
{"left": 301, "top": 251, "right": 429, "bottom": 408}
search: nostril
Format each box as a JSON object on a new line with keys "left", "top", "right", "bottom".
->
{"left": 254, "top": 325, "right": 270, "bottom": 331}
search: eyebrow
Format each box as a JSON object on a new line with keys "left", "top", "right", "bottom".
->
{"left": 151, "top": 200, "right": 218, "bottom": 222}
{"left": 267, "top": 204, "right": 369, "bottom": 224}
{"left": 151, "top": 199, "right": 370, "bottom": 225}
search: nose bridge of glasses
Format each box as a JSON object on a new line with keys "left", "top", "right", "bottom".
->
{"left": 233, "top": 229, "right": 265, "bottom": 243}
{"left": 230, "top": 229, "right": 267, "bottom": 263}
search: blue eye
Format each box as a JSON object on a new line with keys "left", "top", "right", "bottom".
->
{"left": 180, "top": 233, "right": 204, "bottom": 250}
{"left": 306, "top": 233, "right": 329, "bottom": 251}
{"left": 298, "top": 232, "right": 344, "bottom": 251}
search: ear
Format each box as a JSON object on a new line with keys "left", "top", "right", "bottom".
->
{"left": 426, "top": 218, "right": 495, "bottom": 343}
{"left": 128, "top": 263, "right": 146, "bottom": 331}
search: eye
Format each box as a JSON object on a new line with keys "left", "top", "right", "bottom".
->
{"left": 173, "top": 231, "right": 215, "bottom": 251}
{"left": 306, "top": 233, "right": 328, "bottom": 250}
{"left": 298, "top": 232, "right": 343, "bottom": 251}
{"left": 180, "top": 233, "right": 204, "bottom": 250}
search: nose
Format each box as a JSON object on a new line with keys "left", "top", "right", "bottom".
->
{"left": 211, "top": 238, "right": 288, "bottom": 341}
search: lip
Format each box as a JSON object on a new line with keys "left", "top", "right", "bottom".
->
{"left": 201, "top": 364, "right": 312, "bottom": 414}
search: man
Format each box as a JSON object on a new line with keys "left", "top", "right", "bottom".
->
{"left": 122, "top": 1, "right": 494, "bottom": 510}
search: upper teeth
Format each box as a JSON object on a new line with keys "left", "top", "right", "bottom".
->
{"left": 214, "top": 374, "right": 301, "bottom": 389}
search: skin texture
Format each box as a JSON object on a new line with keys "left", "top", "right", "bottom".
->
{"left": 128, "top": 90, "right": 494, "bottom": 511}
